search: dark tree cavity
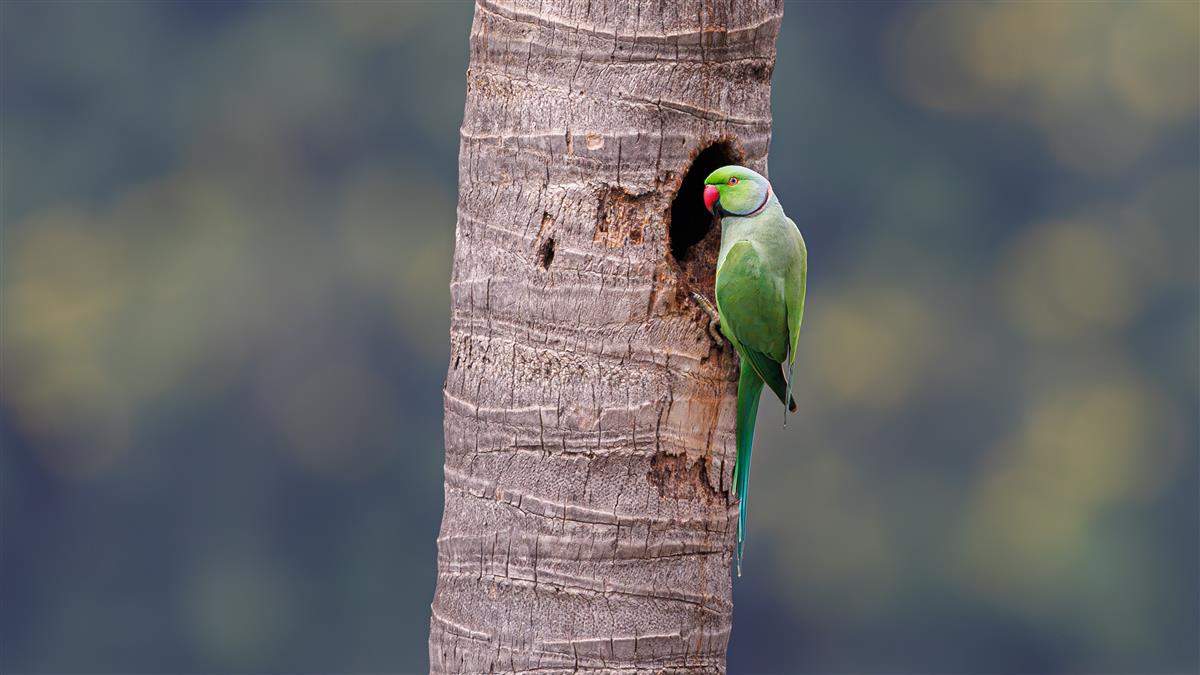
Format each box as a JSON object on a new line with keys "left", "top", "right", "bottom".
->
{"left": 536, "top": 237, "right": 555, "bottom": 269}
{"left": 668, "top": 140, "right": 744, "bottom": 302}
{"left": 670, "top": 141, "right": 743, "bottom": 262}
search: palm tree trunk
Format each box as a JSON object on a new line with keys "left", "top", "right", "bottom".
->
{"left": 431, "top": 1, "right": 782, "bottom": 672}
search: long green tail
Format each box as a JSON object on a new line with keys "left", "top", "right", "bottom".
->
{"left": 732, "top": 359, "right": 764, "bottom": 576}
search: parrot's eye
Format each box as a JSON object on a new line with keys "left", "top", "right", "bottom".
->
{"left": 728, "top": 177, "right": 739, "bottom": 186}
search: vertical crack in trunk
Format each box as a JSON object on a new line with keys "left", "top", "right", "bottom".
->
{"left": 432, "top": 1, "right": 783, "bottom": 672}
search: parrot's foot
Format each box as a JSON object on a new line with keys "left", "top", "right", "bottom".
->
{"left": 689, "top": 292, "right": 724, "bottom": 346}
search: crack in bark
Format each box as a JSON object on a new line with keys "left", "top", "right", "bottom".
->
{"left": 441, "top": 570, "right": 724, "bottom": 616}
{"left": 478, "top": 0, "right": 778, "bottom": 53}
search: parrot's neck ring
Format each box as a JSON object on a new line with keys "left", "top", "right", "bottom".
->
{"left": 720, "top": 183, "right": 772, "bottom": 218}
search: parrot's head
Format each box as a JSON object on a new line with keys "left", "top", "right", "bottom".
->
{"left": 702, "top": 165, "right": 772, "bottom": 218}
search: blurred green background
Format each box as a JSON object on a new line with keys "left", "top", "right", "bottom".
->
{"left": 1, "top": 1, "right": 1196, "bottom": 673}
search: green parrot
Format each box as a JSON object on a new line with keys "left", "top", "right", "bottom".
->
{"left": 693, "top": 165, "right": 807, "bottom": 576}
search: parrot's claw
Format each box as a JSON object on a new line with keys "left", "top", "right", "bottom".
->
{"left": 689, "top": 292, "right": 724, "bottom": 347}
{"left": 708, "top": 320, "right": 724, "bottom": 345}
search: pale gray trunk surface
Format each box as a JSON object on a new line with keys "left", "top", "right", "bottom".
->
{"left": 431, "top": 1, "right": 782, "bottom": 672}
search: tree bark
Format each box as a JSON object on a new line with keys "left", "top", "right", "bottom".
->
{"left": 431, "top": 1, "right": 782, "bottom": 672}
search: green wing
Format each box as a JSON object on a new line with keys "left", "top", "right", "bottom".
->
{"left": 741, "top": 347, "right": 796, "bottom": 413}
{"left": 716, "top": 241, "right": 795, "bottom": 410}
{"left": 784, "top": 219, "right": 807, "bottom": 411}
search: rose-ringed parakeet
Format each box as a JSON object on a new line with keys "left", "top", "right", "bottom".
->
{"left": 691, "top": 165, "right": 807, "bottom": 576}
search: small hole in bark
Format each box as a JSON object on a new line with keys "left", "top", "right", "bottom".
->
{"left": 647, "top": 451, "right": 720, "bottom": 502}
{"left": 537, "top": 237, "right": 556, "bottom": 268}
{"left": 668, "top": 141, "right": 741, "bottom": 263}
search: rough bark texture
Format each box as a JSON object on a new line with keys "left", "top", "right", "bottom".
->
{"left": 431, "top": 1, "right": 782, "bottom": 672}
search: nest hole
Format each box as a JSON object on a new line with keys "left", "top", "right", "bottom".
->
{"left": 667, "top": 141, "right": 744, "bottom": 301}
{"left": 668, "top": 141, "right": 742, "bottom": 263}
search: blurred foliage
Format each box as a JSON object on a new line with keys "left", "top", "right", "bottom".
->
{"left": 0, "top": 1, "right": 1196, "bottom": 674}
{"left": 2, "top": 1, "right": 469, "bottom": 672}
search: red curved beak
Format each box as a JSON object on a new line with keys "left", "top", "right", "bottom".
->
{"left": 703, "top": 185, "right": 720, "bottom": 214}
